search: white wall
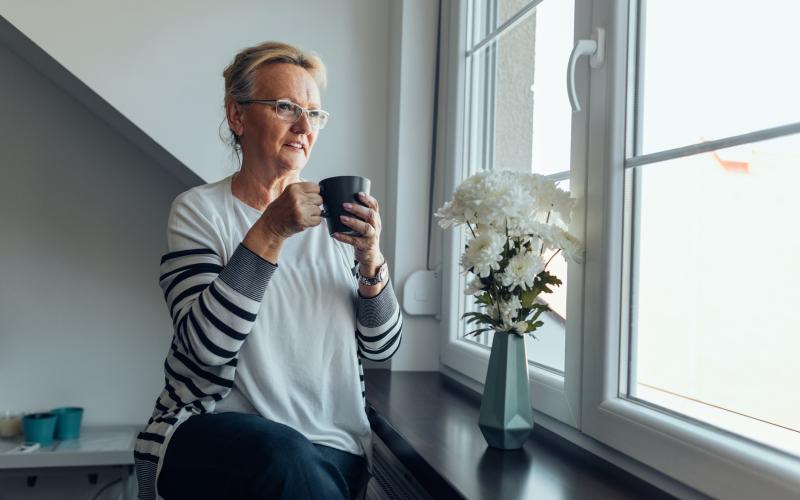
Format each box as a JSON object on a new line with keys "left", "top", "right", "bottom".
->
{"left": 0, "top": 0, "right": 391, "bottom": 190}
{"left": 0, "top": 38, "right": 178, "bottom": 499}
{"left": 384, "top": 0, "right": 442, "bottom": 370}
{"left": 0, "top": 40, "right": 185, "bottom": 426}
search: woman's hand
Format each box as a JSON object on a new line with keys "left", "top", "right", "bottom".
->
{"left": 261, "top": 182, "right": 324, "bottom": 239}
{"left": 333, "top": 192, "right": 385, "bottom": 275}
{"left": 242, "top": 182, "right": 322, "bottom": 263}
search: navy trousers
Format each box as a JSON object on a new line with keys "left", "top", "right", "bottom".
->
{"left": 156, "top": 412, "right": 370, "bottom": 500}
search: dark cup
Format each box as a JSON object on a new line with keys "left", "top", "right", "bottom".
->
{"left": 319, "top": 176, "right": 371, "bottom": 236}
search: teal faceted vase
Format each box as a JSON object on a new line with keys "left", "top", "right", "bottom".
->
{"left": 478, "top": 332, "right": 534, "bottom": 449}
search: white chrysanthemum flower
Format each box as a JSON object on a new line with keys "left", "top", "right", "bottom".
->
{"left": 473, "top": 171, "right": 534, "bottom": 231}
{"left": 517, "top": 220, "right": 556, "bottom": 247}
{"left": 437, "top": 169, "right": 577, "bottom": 232}
{"left": 552, "top": 193, "right": 576, "bottom": 226}
{"left": 538, "top": 227, "right": 584, "bottom": 264}
{"left": 501, "top": 185, "right": 535, "bottom": 226}
{"left": 500, "top": 251, "right": 545, "bottom": 289}
{"left": 474, "top": 223, "right": 493, "bottom": 237}
{"left": 559, "top": 231, "right": 583, "bottom": 264}
{"left": 520, "top": 173, "right": 573, "bottom": 226}
{"left": 435, "top": 171, "right": 491, "bottom": 227}
{"left": 497, "top": 296, "right": 522, "bottom": 330}
{"left": 460, "top": 232, "right": 505, "bottom": 277}
{"left": 512, "top": 321, "right": 530, "bottom": 335}
{"left": 515, "top": 221, "right": 583, "bottom": 264}
{"left": 435, "top": 200, "right": 460, "bottom": 228}
{"left": 464, "top": 276, "right": 485, "bottom": 296}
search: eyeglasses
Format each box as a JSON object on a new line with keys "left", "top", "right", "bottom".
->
{"left": 238, "top": 98, "right": 330, "bottom": 130}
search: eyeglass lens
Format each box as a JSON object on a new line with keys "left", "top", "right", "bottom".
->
{"left": 275, "top": 100, "right": 328, "bottom": 129}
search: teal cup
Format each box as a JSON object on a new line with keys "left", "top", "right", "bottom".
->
{"left": 52, "top": 407, "right": 83, "bottom": 440}
{"left": 22, "top": 412, "right": 57, "bottom": 446}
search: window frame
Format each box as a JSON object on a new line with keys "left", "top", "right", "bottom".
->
{"left": 579, "top": 2, "right": 800, "bottom": 498}
{"left": 437, "top": 0, "right": 591, "bottom": 429}
{"left": 436, "top": 0, "right": 800, "bottom": 497}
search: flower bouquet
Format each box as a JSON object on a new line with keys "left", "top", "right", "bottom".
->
{"left": 436, "top": 169, "right": 582, "bottom": 449}
{"left": 436, "top": 169, "right": 582, "bottom": 337}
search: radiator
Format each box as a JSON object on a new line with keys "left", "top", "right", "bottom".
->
{"left": 366, "top": 434, "right": 435, "bottom": 500}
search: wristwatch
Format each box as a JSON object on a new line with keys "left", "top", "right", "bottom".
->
{"left": 355, "top": 261, "right": 388, "bottom": 286}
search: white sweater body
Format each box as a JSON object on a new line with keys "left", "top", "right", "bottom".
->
{"left": 215, "top": 182, "right": 370, "bottom": 458}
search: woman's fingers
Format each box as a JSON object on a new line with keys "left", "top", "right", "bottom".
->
{"left": 339, "top": 215, "right": 375, "bottom": 237}
{"left": 332, "top": 231, "right": 367, "bottom": 250}
{"left": 297, "top": 181, "right": 321, "bottom": 193}
{"left": 358, "top": 192, "right": 379, "bottom": 211}
{"left": 305, "top": 193, "right": 324, "bottom": 206}
{"left": 335, "top": 194, "right": 384, "bottom": 266}
{"left": 342, "top": 203, "right": 375, "bottom": 223}
{"left": 342, "top": 201, "right": 382, "bottom": 233}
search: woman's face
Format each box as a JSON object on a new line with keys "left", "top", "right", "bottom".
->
{"left": 234, "top": 63, "right": 322, "bottom": 177}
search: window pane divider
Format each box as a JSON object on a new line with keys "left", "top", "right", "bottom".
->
{"left": 466, "top": 0, "right": 545, "bottom": 57}
{"left": 624, "top": 121, "right": 800, "bottom": 169}
{"left": 544, "top": 170, "right": 570, "bottom": 182}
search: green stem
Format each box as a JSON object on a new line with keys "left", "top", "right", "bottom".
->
{"left": 540, "top": 211, "right": 552, "bottom": 255}
{"left": 544, "top": 248, "right": 562, "bottom": 270}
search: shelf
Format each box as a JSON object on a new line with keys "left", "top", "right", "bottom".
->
{"left": 0, "top": 425, "right": 138, "bottom": 469}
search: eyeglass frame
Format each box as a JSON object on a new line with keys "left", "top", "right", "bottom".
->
{"left": 237, "top": 98, "right": 330, "bottom": 130}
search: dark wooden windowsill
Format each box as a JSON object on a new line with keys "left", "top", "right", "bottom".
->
{"left": 364, "top": 370, "right": 676, "bottom": 500}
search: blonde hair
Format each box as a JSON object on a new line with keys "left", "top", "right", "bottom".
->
{"left": 221, "top": 41, "right": 327, "bottom": 155}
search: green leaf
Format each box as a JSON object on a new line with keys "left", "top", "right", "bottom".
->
{"left": 521, "top": 289, "right": 540, "bottom": 308}
{"left": 465, "top": 327, "right": 493, "bottom": 338}
{"left": 462, "top": 312, "right": 496, "bottom": 326}
{"left": 529, "top": 305, "right": 549, "bottom": 323}
{"left": 475, "top": 293, "right": 493, "bottom": 306}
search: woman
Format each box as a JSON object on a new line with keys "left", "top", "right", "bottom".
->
{"left": 133, "top": 41, "right": 402, "bottom": 500}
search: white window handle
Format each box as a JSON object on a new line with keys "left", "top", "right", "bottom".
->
{"left": 567, "top": 28, "right": 605, "bottom": 112}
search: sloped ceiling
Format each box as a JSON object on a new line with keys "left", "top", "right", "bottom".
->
{"left": 0, "top": 14, "right": 203, "bottom": 187}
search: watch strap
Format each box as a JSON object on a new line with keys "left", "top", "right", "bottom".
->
{"left": 356, "top": 260, "right": 387, "bottom": 286}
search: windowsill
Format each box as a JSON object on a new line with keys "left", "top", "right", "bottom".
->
{"left": 364, "top": 369, "right": 673, "bottom": 500}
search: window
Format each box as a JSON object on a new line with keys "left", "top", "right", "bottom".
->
{"left": 438, "top": 0, "right": 800, "bottom": 496}
{"left": 440, "top": 0, "right": 587, "bottom": 427}
{"left": 623, "top": 0, "right": 800, "bottom": 460}
{"left": 461, "top": 0, "right": 575, "bottom": 373}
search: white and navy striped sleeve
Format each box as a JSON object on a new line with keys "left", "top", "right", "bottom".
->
{"left": 355, "top": 282, "right": 402, "bottom": 362}
{"left": 159, "top": 196, "right": 276, "bottom": 367}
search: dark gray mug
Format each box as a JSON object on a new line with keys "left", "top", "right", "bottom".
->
{"left": 319, "top": 175, "right": 371, "bottom": 236}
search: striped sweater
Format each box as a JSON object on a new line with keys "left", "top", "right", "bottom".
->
{"left": 133, "top": 176, "right": 402, "bottom": 500}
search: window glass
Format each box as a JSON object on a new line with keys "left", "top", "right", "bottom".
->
{"left": 637, "top": 0, "right": 800, "bottom": 155}
{"left": 462, "top": 0, "right": 574, "bottom": 373}
{"left": 629, "top": 133, "right": 800, "bottom": 456}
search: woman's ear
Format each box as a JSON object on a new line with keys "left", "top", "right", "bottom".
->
{"left": 225, "top": 99, "right": 245, "bottom": 138}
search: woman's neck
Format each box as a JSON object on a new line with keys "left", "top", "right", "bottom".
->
{"left": 231, "top": 164, "right": 299, "bottom": 212}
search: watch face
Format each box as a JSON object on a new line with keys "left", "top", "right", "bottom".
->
{"left": 358, "top": 262, "right": 387, "bottom": 285}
